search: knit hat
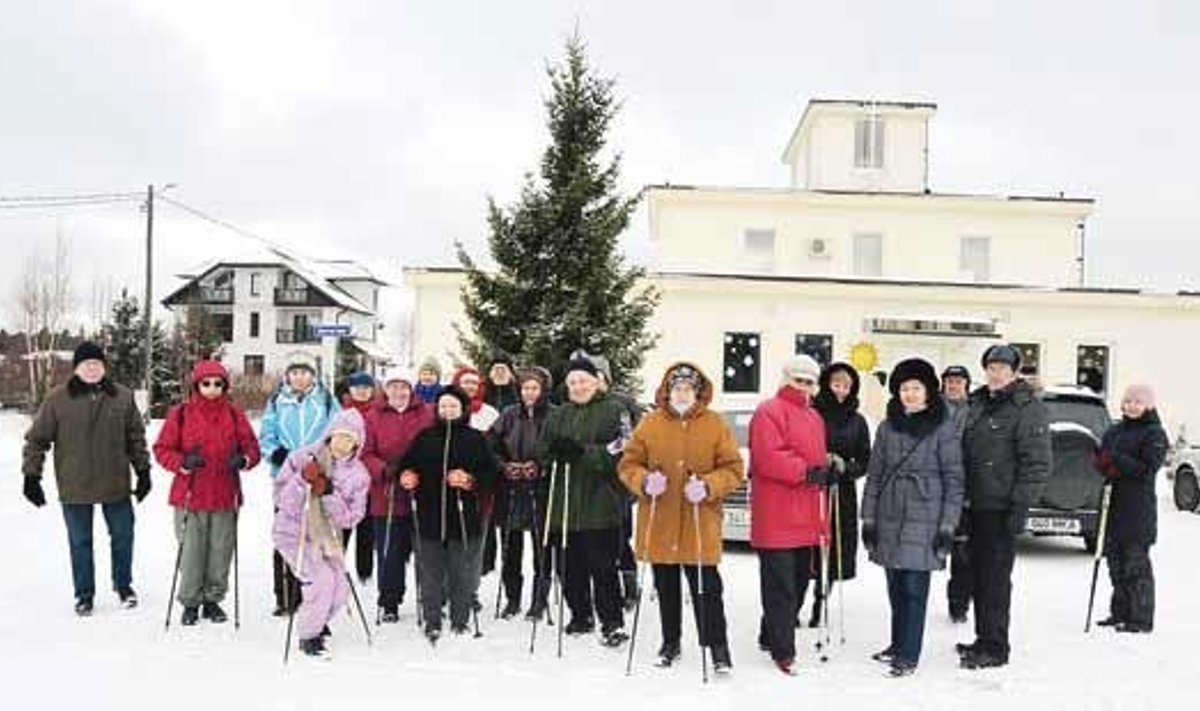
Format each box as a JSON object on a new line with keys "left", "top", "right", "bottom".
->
{"left": 667, "top": 363, "right": 701, "bottom": 391}
{"left": 516, "top": 366, "right": 553, "bottom": 392}
{"left": 418, "top": 356, "right": 442, "bottom": 378}
{"left": 566, "top": 358, "right": 599, "bottom": 379}
{"left": 941, "top": 365, "right": 971, "bottom": 385}
{"left": 1123, "top": 383, "right": 1156, "bottom": 409}
{"left": 782, "top": 354, "right": 821, "bottom": 383}
{"left": 889, "top": 358, "right": 940, "bottom": 398}
{"left": 346, "top": 371, "right": 374, "bottom": 389}
{"left": 72, "top": 341, "right": 107, "bottom": 367}
{"left": 284, "top": 351, "right": 318, "bottom": 374}
{"left": 570, "top": 349, "right": 611, "bottom": 383}
{"left": 981, "top": 344, "right": 1021, "bottom": 370}
{"left": 381, "top": 367, "right": 415, "bottom": 387}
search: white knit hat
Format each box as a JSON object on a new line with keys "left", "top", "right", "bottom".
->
{"left": 782, "top": 354, "right": 821, "bottom": 383}
{"left": 381, "top": 367, "right": 415, "bottom": 387}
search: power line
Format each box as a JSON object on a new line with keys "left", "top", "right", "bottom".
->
{"left": 156, "top": 194, "right": 285, "bottom": 252}
{"left": 0, "top": 190, "right": 143, "bottom": 204}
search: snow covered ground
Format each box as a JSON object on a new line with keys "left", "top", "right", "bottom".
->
{"left": 3, "top": 411, "right": 1194, "bottom": 710}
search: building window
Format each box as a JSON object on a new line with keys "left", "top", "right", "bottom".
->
{"left": 249, "top": 312, "right": 260, "bottom": 339}
{"left": 795, "top": 334, "right": 833, "bottom": 368}
{"left": 743, "top": 228, "right": 776, "bottom": 254}
{"left": 211, "top": 313, "right": 234, "bottom": 343}
{"left": 1011, "top": 343, "right": 1042, "bottom": 384}
{"left": 854, "top": 115, "right": 885, "bottom": 169}
{"left": 244, "top": 355, "right": 264, "bottom": 377}
{"left": 1076, "top": 345, "right": 1110, "bottom": 396}
{"left": 723, "top": 332, "right": 760, "bottom": 393}
{"left": 250, "top": 272, "right": 261, "bottom": 297}
{"left": 853, "top": 233, "right": 883, "bottom": 277}
{"left": 960, "top": 236, "right": 991, "bottom": 283}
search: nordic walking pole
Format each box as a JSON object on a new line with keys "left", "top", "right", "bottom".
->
{"left": 832, "top": 482, "right": 845, "bottom": 644}
{"left": 165, "top": 472, "right": 195, "bottom": 631}
{"left": 531, "top": 462, "right": 558, "bottom": 654}
{"left": 377, "top": 481, "right": 396, "bottom": 626}
{"left": 691, "top": 486, "right": 709, "bottom": 684}
{"left": 411, "top": 493, "right": 425, "bottom": 628}
{"left": 816, "top": 485, "right": 831, "bottom": 661}
{"left": 325, "top": 506, "right": 374, "bottom": 647}
{"left": 456, "top": 489, "right": 484, "bottom": 638}
{"left": 557, "top": 461, "right": 571, "bottom": 659}
{"left": 494, "top": 486, "right": 518, "bottom": 619}
{"left": 625, "top": 493, "right": 657, "bottom": 675}
{"left": 283, "top": 487, "right": 312, "bottom": 665}
{"left": 1085, "top": 483, "right": 1114, "bottom": 633}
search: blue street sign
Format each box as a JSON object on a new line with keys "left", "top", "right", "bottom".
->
{"left": 313, "top": 324, "right": 352, "bottom": 338}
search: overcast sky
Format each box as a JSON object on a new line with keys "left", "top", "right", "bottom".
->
{"left": 3, "top": 0, "right": 1198, "bottom": 342}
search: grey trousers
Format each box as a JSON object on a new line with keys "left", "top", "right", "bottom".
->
{"left": 417, "top": 536, "right": 481, "bottom": 628}
{"left": 174, "top": 509, "right": 237, "bottom": 607}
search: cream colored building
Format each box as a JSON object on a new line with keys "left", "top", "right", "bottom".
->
{"left": 405, "top": 99, "right": 1200, "bottom": 436}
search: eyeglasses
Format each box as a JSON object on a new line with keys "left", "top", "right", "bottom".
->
{"left": 198, "top": 379, "right": 225, "bottom": 389}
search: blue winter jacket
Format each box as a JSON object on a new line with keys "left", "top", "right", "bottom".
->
{"left": 259, "top": 382, "right": 340, "bottom": 477}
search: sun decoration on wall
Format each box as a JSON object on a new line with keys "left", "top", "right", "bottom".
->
{"left": 849, "top": 341, "right": 879, "bottom": 372}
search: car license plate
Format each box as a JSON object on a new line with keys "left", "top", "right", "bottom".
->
{"left": 1026, "top": 516, "right": 1081, "bottom": 534}
{"left": 724, "top": 509, "right": 749, "bottom": 527}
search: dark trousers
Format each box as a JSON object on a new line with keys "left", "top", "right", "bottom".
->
{"left": 653, "top": 564, "right": 728, "bottom": 647}
{"left": 886, "top": 568, "right": 932, "bottom": 665}
{"left": 61, "top": 500, "right": 134, "bottom": 600}
{"left": 757, "top": 546, "right": 818, "bottom": 662}
{"left": 969, "top": 510, "right": 1016, "bottom": 658}
{"left": 947, "top": 513, "right": 972, "bottom": 617}
{"left": 500, "top": 526, "right": 549, "bottom": 607}
{"left": 416, "top": 536, "right": 480, "bottom": 628}
{"left": 549, "top": 528, "right": 624, "bottom": 630}
{"left": 373, "top": 515, "right": 412, "bottom": 609}
{"left": 341, "top": 516, "right": 375, "bottom": 581}
{"left": 618, "top": 502, "right": 637, "bottom": 573}
{"left": 1107, "top": 542, "right": 1155, "bottom": 627}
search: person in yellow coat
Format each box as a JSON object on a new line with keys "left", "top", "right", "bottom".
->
{"left": 619, "top": 362, "right": 745, "bottom": 674}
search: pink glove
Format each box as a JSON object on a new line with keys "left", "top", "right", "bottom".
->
{"left": 643, "top": 470, "right": 667, "bottom": 497}
{"left": 684, "top": 476, "right": 707, "bottom": 504}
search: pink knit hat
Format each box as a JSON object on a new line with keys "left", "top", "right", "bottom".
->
{"left": 1123, "top": 383, "right": 1156, "bottom": 409}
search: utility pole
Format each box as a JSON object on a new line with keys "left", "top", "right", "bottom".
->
{"left": 143, "top": 184, "right": 154, "bottom": 414}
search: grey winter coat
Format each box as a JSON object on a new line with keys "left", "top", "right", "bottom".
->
{"left": 862, "top": 400, "right": 965, "bottom": 571}
{"left": 961, "top": 381, "right": 1051, "bottom": 514}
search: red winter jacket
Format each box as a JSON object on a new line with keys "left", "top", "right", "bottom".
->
{"left": 153, "top": 361, "right": 261, "bottom": 511}
{"left": 748, "top": 386, "right": 829, "bottom": 550}
{"left": 361, "top": 398, "right": 435, "bottom": 517}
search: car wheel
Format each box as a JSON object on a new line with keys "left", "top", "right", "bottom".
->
{"left": 1174, "top": 466, "right": 1200, "bottom": 512}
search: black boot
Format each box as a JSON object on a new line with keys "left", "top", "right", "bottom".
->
{"left": 1096, "top": 616, "right": 1123, "bottom": 627}
{"left": 300, "top": 636, "right": 330, "bottom": 659}
{"left": 655, "top": 640, "right": 681, "bottom": 667}
{"left": 621, "top": 570, "right": 640, "bottom": 611}
{"left": 201, "top": 602, "right": 228, "bottom": 624}
{"left": 181, "top": 606, "right": 200, "bottom": 626}
{"left": 960, "top": 648, "right": 1008, "bottom": 669}
{"left": 711, "top": 644, "right": 733, "bottom": 675}
{"left": 381, "top": 605, "right": 399, "bottom": 624}
{"left": 74, "top": 597, "right": 94, "bottom": 617}
{"left": 501, "top": 598, "right": 522, "bottom": 620}
{"left": 116, "top": 586, "right": 138, "bottom": 609}
{"left": 601, "top": 624, "right": 629, "bottom": 648}
{"left": 565, "top": 617, "right": 595, "bottom": 636}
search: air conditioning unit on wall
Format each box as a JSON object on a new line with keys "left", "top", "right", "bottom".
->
{"left": 808, "top": 238, "right": 833, "bottom": 260}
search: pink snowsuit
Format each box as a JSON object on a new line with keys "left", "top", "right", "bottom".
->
{"left": 272, "top": 409, "right": 370, "bottom": 642}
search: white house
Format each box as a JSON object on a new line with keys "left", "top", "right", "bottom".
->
{"left": 404, "top": 98, "right": 1200, "bottom": 437}
{"left": 163, "top": 245, "right": 390, "bottom": 382}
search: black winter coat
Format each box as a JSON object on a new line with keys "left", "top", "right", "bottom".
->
{"left": 1101, "top": 410, "right": 1168, "bottom": 547}
{"left": 491, "top": 400, "right": 555, "bottom": 532}
{"left": 814, "top": 365, "right": 872, "bottom": 580}
{"left": 400, "top": 418, "right": 499, "bottom": 542}
{"left": 962, "top": 381, "right": 1051, "bottom": 513}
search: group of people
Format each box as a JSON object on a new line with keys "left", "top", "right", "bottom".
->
{"left": 19, "top": 338, "right": 1166, "bottom": 676}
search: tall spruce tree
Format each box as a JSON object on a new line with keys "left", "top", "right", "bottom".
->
{"left": 457, "top": 35, "right": 659, "bottom": 393}
{"left": 102, "top": 288, "right": 175, "bottom": 414}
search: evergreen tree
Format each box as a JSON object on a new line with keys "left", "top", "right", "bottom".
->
{"left": 457, "top": 34, "right": 659, "bottom": 393}
{"left": 102, "top": 289, "right": 178, "bottom": 414}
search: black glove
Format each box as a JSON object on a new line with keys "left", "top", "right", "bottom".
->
{"left": 227, "top": 452, "right": 248, "bottom": 472}
{"left": 134, "top": 469, "right": 152, "bottom": 503}
{"left": 23, "top": 477, "right": 46, "bottom": 508}
{"left": 933, "top": 527, "right": 954, "bottom": 555}
{"left": 805, "top": 466, "right": 831, "bottom": 486}
{"left": 182, "top": 451, "right": 206, "bottom": 472}
{"left": 550, "top": 436, "right": 585, "bottom": 462}
{"left": 270, "top": 447, "right": 289, "bottom": 467}
{"left": 1007, "top": 509, "right": 1027, "bottom": 536}
{"left": 862, "top": 521, "right": 878, "bottom": 549}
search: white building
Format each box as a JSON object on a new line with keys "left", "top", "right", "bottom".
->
{"left": 163, "top": 246, "right": 390, "bottom": 382}
{"left": 405, "top": 98, "right": 1200, "bottom": 436}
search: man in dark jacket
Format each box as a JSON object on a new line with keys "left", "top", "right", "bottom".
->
{"left": 958, "top": 345, "right": 1051, "bottom": 669}
{"left": 22, "top": 341, "right": 153, "bottom": 616}
{"left": 941, "top": 365, "right": 973, "bottom": 623}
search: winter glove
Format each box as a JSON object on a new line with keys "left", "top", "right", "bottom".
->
{"left": 521, "top": 461, "right": 541, "bottom": 480}
{"left": 933, "top": 527, "right": 955, "bottom": 556}
{"left": 447, "top": 469, "right": 476, "bottom": 491}
{"left": 270, "top": 447, "right": 289, "bottom": 467}
{"left": 805, "top": 465, "right": 831, "bottom": 487}
{"left": 134, "top": 469, "right": 152, "bottom": 503}
{"left": 227, "top": 452, "right": 248, "bottom": 472}
{"left": 23, "top": 477, "right": 46, "bottom": 508}
{"left": 827, "top": 453, "right": 847, "bottom": 476}
{"left": 182, "top": 451, "right": 206, "bottom": 472}
{"left": 862, "top": 521, "right": 878, "bottom": 550}
{"left": 1097, "top": 450, "right": 1120, "bottom": 480}
{"left": 684, "top": 476, "right": 708, "bottom": 504}
{"left": 399, "top": 470, "right": 420, "bottom": 491}
{"left": 1007, "top": 509, "right": 1027, "bottom": 536}
{"left": 643, "top": 470, "right": 668, "bottom": 498}
{"left": 549, "top": 436, "right": 585, "bottom": 462}
{"left": 301, "top": 458, "right": 331, "bottom": 497}
{"left": 503, "top": 462, "right": 525, "bottom": 481}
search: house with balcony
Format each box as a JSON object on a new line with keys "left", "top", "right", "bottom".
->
{"left": 162, "top": 245, "right": 390, "bottom": 383}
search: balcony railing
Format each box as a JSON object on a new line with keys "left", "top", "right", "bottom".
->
{"left": 276, "top": 328, "right": 320, "bottom": 344}
{"left": 194, "top": 287, "right": 233, "bottom": 304}
{"left": 275, "top": 287, "right": 311, "bottom": 306}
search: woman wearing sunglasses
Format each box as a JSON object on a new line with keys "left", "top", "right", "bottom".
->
{"left": 153, "top": 360, "right": 260, "bottom": 626}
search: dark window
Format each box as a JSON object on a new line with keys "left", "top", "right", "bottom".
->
{"left": 795, "top": 334, "right": 833, "bottom": 368}
{"left": 249, "top": 312, "right": 260, "bottom": 339}
{"left": 1076, "top": 345, "right": 1110, "bottom": 396}
{"left": 243, "top": 355, "right": 264, "bottom": 377}
{"left": 723, "top": 332, "right": 760, "bottom": 393}
{"left": 250, "top": 273, "right": 261, "bottom": 297}
{"left": 212, "top": 313, "right": 234, "bottom": 343}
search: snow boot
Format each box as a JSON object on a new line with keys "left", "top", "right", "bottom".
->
{"left": 424, "top": 622, "right": 442, "bottom": 645}
{"left": 381, "top": 605, "right": 399, "bottom": 624}
{"left": 181, "top": 606, "right": 200, "bottom": 626}
{"left": 565, "top": 617, "right": 595, "bottom": 636}
{"left": 201, "top": 602, "right": 227, "bottom": 624}
{"left": 954, "top": 641, "right": 979, "bottom": 657}
{"left": 501, "top": 598, "right": 522, "bottom": 620}
{"left": 74, "top": 597, "right": 94, "bottom": 617}
{"left": 871, "top": 647, "right": 897, "bottom": 664}
{"left": 451, "top": 622, "right": 470, "bottom": 635}
{"left": 711, "top": 644, "right": 733, "bottom": 675}
{"left": 300, "top": 636, "right": 330, "bottom": 659}
{"left": 774, "top": 658, "right": 796, "bottom": 676}
{"left": 117, "top": 586, "right": 138, "bottom": 609}
{"left": 1115, "top": 621, "right": 1153, "bottom": 633}
{"left": 655, "top": 640, "right": 682, "bottom": 667}
{"left": 888, "top": 660, "right": 917, "bottom": 678}
{"left": 601, "top": 624, "right": 629, "bottom": 648}
{"left": 960, "top": 648, "right": 1008, "bottom": 670}
{"left": 621, "top": 570, "right": 639, "bottom": 611}
{"left": 1095, "top": 616, "right": 1122, "bottom": 628}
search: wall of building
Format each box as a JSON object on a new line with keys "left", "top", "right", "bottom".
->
{"left": 791, "top": 107, "right": 931, "bottom": 193}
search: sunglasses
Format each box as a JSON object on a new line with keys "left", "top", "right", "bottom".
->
{"left": 198, "top": 379, "right": 226, "bottom": 389}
